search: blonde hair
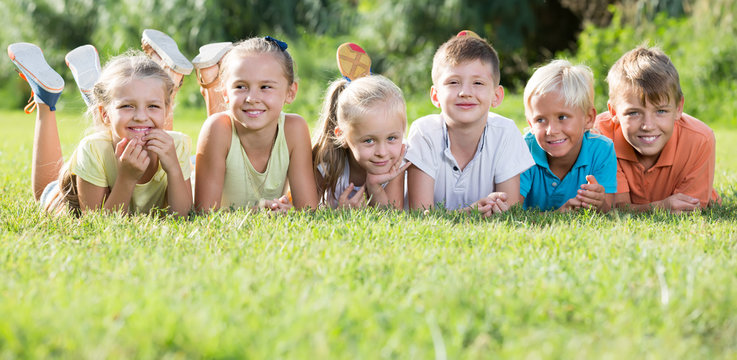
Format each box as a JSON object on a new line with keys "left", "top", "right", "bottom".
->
{"left": 47, "top": 52, "right": 174, "bottom": 216}
{"left": 312, "top": 75, "right": 406, "bottom": 203}
{"left": 606, "top": 46, "right": 683, "bottom": 107}
{"left": 431, "top": 35, "right": 500, "bottom": 86}
{"left": 524, "top": 59, "right": 595, "bottom": 116}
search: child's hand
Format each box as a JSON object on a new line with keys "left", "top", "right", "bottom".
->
{"left": 143, "top": 129, "right": 179, "bottom": 173}
{"left": 660, "top": 193, "right": 700, "bottom": 213}
{"left": 558, "top": 175, "right": 606, "bottom": 212}
{"left": 337, "top": 183, "right": 367, "bottom": 209}
{"left": 115, "top": 137, "right": 149, "bottom": 181}
{"left": 260, "top": 195, "right": 293, "bottom": 213}
{"left": 576, "top": 175, "right": 605, "bottom": 209}
{"left": 468, "top": 192, "right": 509, "bottom": 217}
{"left": 365, "top": 145, "right": 412, "bottom": 189}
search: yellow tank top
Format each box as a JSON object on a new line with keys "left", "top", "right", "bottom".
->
{"left": 220, "top": 112, "right": 289, "bottom": 209}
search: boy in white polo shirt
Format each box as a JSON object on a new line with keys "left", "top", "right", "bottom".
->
{"left": 406, "top": 32, "right": 534, "bottom": 216}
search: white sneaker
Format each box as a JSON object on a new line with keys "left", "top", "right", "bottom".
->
{"left": 141, "top": 29, "right": 193, "bottom": 75}
{"left": 65, "top": 44, "right": 101, "bottom": 106}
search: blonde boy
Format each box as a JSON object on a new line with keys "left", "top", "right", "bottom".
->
{"left": 406, "top": 34, "right": 534, "bottom": 215}
{"left": 595, "top": 46, "right": 720, "bottom": 211}
{"left": 520, "top": 60, "right": 617, "bottom": 212}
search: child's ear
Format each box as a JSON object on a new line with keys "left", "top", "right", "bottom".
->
{"left": 334, "top": 126, "right": 343, "bottom": 138}
{"left": 285, "top": 82, "right": 298, "bottom": 104}
{"left": 430, "top": 86, "right": 441, "bottom": 108}
{"left": 99, "top": 105, "right": 109, "bottom": 124}
{"left": 584, "top": 106, "right": 597, "bottom": 130}
{"left": 676, "top": 96, "right": 685, "bottom": 116}
{"left": 607, "top": 101, "right": 617, "bottom": 122}
{"left": 490, "top": 85, "right": 505, "bottom": 108}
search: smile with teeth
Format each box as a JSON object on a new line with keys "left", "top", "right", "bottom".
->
{"left": 128, "top": 126, "right": 151, "bottom": 134}
{"left": 547, "top": 139, "right": 566, "bottom": 145}
{"left": 243, "top": 109, "right": 265, "bottom": 116}
{"left": 639, "top": 135, "right": 659, "bottom": 143}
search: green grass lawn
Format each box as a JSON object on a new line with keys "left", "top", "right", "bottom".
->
{"left": 1, "top": 106, "right": 736, "bottom": 358}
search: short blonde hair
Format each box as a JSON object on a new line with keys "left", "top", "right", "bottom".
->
{"left": 524, "top": 59, "right": 594, "bottom": 116}
{"left": 431, "top": 35, "right": 500, "bottom": 86}
{"left": 606, "top": 46, "right": 683, "bottom": 107}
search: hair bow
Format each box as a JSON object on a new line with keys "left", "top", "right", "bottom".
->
{"left": 264, "top": 36, "right": 288, "bottom": 51}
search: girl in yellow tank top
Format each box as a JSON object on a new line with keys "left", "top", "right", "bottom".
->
{"left": 194, "top": 37, "right": 318, "bottom": 212}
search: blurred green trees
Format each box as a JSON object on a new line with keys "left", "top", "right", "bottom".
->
{"left": 1, "top": 0, "right": 735, "bottom": 124}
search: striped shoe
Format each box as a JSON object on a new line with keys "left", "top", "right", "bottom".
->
{"left": 7, "top": 42, "right": 64, "bottom": 113}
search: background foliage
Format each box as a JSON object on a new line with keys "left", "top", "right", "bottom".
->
{"left": 0, "top": 0, "right": 735, "bottom": 126}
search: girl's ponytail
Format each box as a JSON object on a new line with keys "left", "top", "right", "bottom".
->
{"left": 312, "top": 78, "right": 350, "bottom": 204}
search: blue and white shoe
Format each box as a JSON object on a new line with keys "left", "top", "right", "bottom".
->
{"left": 7, "top": 42, "right": 64, "bottom": 113}
{"left": 142, "top": 29, "right": 193, "bottom": 75}
{"left": 65, "top": 44, "right": 101, "bottom": 107}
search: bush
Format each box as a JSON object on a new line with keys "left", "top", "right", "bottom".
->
{"left": 563, "top": 0, "right": 737, "bottom": 125}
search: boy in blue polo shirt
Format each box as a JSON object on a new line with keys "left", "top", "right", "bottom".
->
{"left": 520, "top": 60, "right": 617, "bottom": 212}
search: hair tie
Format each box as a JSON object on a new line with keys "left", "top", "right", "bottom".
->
{"left": 264, "top": 36, "right": 288, "bottom": 51}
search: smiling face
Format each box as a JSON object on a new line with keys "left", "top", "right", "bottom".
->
{"left": 527, "top": 92, "right": 595, "bottom": 165}
{"left": 341, "top": 101, "right": 406, "bottom": 175}
{"left": 222, "top": 53, "right": 297, "bottom": 131}
{"left": 431, "top": 59, "right": 503, "bottom": 128}
{"left": 609, "top": 89, "right": 683, "bottom": 167}
{"left": 104, "top": 77, "right": 169, "bottom": 144}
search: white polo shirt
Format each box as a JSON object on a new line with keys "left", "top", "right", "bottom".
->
{"left": 406, "top": 113, "right": 534, "bottom": 210}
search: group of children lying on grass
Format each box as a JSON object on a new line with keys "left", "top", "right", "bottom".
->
{"left": 7, "top": 29, "right": 719, "bottom": 217}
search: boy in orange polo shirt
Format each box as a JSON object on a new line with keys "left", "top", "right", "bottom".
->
{"left": 595, "top": 46, "right": 720, "bottom": 212}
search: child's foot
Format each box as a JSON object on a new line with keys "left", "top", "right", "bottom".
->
{"left": 141, "top": 29, "right": 193, "bottom": 87}
{"left": 337, "top": 43, "right": 371, "bottom": 81}
{"left": 65, "top": 44, "right": 101, "bottom": 106}
{"left": 192, "top": 42, "right": 232, "bottom": 89}
{"left": 7, "top": 42, "right": 64, "bottom": 113}
{"left": 457, "top": 30, "right": 481, "bottom": 39}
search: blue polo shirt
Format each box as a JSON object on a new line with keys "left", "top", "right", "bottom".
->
{"left": 520, "top": 131, "right": 617, "bottom": 211}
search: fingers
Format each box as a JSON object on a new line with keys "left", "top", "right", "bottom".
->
{"left": 115, "top": 138, "right": 130, "bottom": 157}
{"left": 586, "top": 175, "right": 599, "bottom": 185}
{"left": 338, "top": 184, "right": 367, "bottom": 209}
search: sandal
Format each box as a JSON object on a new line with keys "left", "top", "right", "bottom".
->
{"left": 7, "top": 42, "right": 64, "bottom": 113}
{"left": 141, "top": 29, "right": 193, "bottom": 76}
{"left": 336, "top": 43, "right": 371, "bottom": 81}
{"left": 191, "top": 42, "right": 232, "bottom": 88}
{"left": 65, "top": 44, "right": 101, "bottom": 106}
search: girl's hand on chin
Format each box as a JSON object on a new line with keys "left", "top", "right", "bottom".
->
{"left": 115, "top": 137, "right": 150, "bottom": 181}
{"left": 143, "top": 129, "right": 179, "bottom": 173}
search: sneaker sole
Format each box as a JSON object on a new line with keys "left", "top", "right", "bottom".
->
{"left": 337, "top": 43, "right": 371, "bottom": 81}
{"left": 65, "top": 44, "right": 101, "bottom": 105}
{"left": 142, "top": 29, "right": 193, "bottom": 75}
{"left": 8, "top": 43, "right": 64, "bottom": 93}
{"left": 192, "top": 42, "right": 233, "bottom": 69}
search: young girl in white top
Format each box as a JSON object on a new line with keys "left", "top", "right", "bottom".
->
{"left": 194, "top": 37, "right": 318, "bottom": 212}
{"left": 312, "top": 43, "right": 410, "bottom": 209}
{"left": 8, "top": 43, "right": 193, "bottom": 216}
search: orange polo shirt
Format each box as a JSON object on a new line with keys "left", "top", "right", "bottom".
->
{"left": 595, "top": 112, "right": 720, "bottom": 207}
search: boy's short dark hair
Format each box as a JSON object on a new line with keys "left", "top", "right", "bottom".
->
{"left": 431, "top": 35, "right": 500, "bottom": 86}
{"left": 606, "top": 46, "right": 683, "bottom": 107}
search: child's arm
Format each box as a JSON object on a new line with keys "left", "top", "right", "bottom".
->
{"left": 78, "top": 138, "right": 148, "bottom": 213}
{"left": 194, "top": 115, "right": 230, "bottom": 212}
{"left": 144, "top": 129, "right": 192, "bottom": 216}
{"left": 407, "top": 164, "right": 435, "bottom": 210}
{"left": 615, "top": 192, "right": 700, "bottom": 213}
{"left": 284, "top": 114, "right": 319, "bottom": 210}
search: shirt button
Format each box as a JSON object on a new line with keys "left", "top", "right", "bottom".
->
{"left": 552, "top": 182, "right": 558, "bottom": 187}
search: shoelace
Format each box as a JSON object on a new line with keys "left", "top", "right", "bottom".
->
{"left": 17, "top": 72, "right": 37, "bottom": 114}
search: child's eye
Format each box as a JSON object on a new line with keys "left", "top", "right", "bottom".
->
{"left": 118, "top": 104, "right": 133, "bottom": 109}
{"left": 625, "top": 111, "right": 639, "bottom": 117}
{"left": 656, "top": 109, "right": 668, "bottom": 114}
{"left": 387, "top": 136, "right": 397, "bottom": 141}
{"left": 558, "top": 115, "right": 568, "bottom": 121}
{"left": 474, "top": 81, "right": 484, "bottom": 85}
{"left": 261, "top": 85, "right": 272, "bottom": 90}
{"left": 535, "top": 117, "right": 546, "bottom": 123}
{"left": 363, "top": 138, "right": 375, "bottom": 144}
